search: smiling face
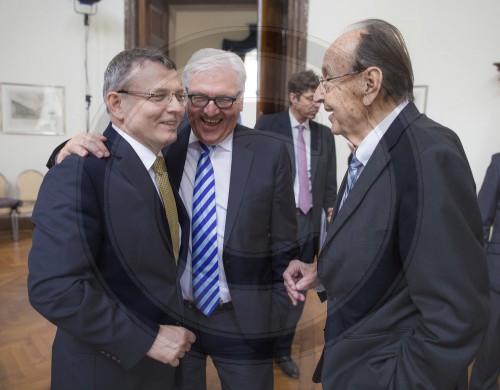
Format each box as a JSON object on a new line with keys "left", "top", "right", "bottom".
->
{"left": 314, "top": 31, "right": 367, "bottom": 144}
{"left": 185, "top": 69, "right": 243, "bottom": 146}
{"left": 108, "top": 60, "right": 185, "bottom": 154}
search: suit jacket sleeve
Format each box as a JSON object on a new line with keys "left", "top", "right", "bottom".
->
{"left": 477, "top": 154, "right": 499, "bottom": 244}
{"left": 395, "top": 140, "right": 489, "bottom": 388}
{"left": 28, "top": 156, "right": 157, "bottom": 370}
{"left": 323, "top": 127, "right": 337, "bottom": 210}
{"left": 270, "top": 140, "right": 299, "bottom": 280}
{"left": 46, "top": 140, "right": 69, "bottom": 169}
{"left": 269, "top": 140, "right": 299, "bottom": 332}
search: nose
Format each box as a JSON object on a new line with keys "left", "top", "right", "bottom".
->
{"left": 314, "top": 85, "right": 325, "bottom": 104}
{"left": 165, "top": 96, "right": 185, "bottom": 114}
{"left": 203, "top": 100, "right": 220, "bottom": 115}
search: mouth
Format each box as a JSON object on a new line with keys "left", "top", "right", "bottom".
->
{"left": 160, "top": 119, "right": 180, "bottom": 127}
{"left": 201, "top": 118, "right": 222, "bottom": 127}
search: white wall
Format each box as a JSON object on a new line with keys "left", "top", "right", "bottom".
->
{"left": 307, "top": 0, "right": 500, "bottom": 188}
{"left": 0, "top": 0, "right": 124, "bottom": 196}
{"left": 1, "top": 0, "right": 498, "bottom": 195}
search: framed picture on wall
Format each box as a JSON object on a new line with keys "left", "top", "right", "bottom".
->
{"left": 413, "top": 85, "right": 428, "bottom": 114}
{"left": 0, "top": 83, "right": 65, "bottom": 135}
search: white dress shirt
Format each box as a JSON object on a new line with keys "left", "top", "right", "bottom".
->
{"left": 289, "top": 110, "right": 312, "bottom": 209}
{"left": 179, "top": 130, "right": 233, "bottom": 303}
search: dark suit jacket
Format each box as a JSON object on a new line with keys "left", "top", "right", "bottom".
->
{"left": 316, "top": 103, "right": 489, "bottom": 389}
{"left": 255, "top": 111, "right": 337, "bottom": 254}
{"left": 478, "top": 153, "right": 500, "bottom": 292}
{"left": 28, "top": 124, "right": 189, "bottom": 390}
{"left": 165, "top": 121, "right": 298, "bottom": 337}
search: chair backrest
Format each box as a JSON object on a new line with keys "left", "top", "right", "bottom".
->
{"left": 0, "top": 173, "right": 7, "bottom": 197}
{"left": 16, "top": 170, "right": 44, "bottom": 202}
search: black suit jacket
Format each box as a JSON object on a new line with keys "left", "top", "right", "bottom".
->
{"left": 316, "top": 103, "right": 489, "bottom": 389}
{"left": 165, "top": 121, "right": 298, "bottom": 337}
{"left": 478, "top": 153, "right": 500, "bottom": 292}
{"left": 28, "top": 124, "right": 189, "bottom": 389}
{"left": 255, "top": 111, "right": 337, "bottom": 254}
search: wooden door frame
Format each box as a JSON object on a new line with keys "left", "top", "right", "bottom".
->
{"left": 124, "top": 0, "right": 309, "bottom": 116}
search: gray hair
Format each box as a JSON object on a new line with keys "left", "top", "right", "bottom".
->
{"left": 182, "top": 48, "right": 246, "bottom": 93}
{"left": 103, "top": 47, "right": 177, "bottom": 100}
{"left": 348, "top": 19, "right": 414, "bottom": 103}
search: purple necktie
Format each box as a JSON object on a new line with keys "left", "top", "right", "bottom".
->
{"left": 297, "top": 125, "right": 311, "bottom": 214}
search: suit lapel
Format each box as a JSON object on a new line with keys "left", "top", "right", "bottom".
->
{"left": 164, "top": 119, "right": 190, "bottom": 188}
{"left": 274, "top": 112, "right": 296, "bottom": 178}
{"left": 224, "top": 126, "right": 253, "bottom": 245}
{"left": 323, "top": 145, "right": 391, "bottom": 249}
{"left": 109, "top": 129, "right": 176, "bottom": 260}
{"left": 322, "top": 102, "right": 422, "bottom": 250}
{"left": 309, "top": 121, "right": 320, "bottom": 184}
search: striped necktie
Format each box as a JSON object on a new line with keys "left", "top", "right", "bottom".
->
{"left": 153, "top": 157, "right": 179, "bottom": 262}
{"left": 340, "top": 155, "right": 363, "bottom": 208}
{"left": 192, "top": 142, "right": 220, "bottom": 316}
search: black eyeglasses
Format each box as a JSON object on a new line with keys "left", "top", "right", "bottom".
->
{"left": 187, "top": 93, "right": 241, "bottom": 109}
{"left": 117, "top": 90, "right": 187, "bottom": 104}
{"left": 319, "top": 70, "right": 364, "bottom": 92}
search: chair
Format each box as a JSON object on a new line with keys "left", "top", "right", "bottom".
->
{"left": 0, "top": 173, "right": 21, "bottom": 241}
{"left": 16, "top": 170, "right": 44, "bottom": 215}
{"left": 13, "top": 170, "right": 44, "bottom": 240}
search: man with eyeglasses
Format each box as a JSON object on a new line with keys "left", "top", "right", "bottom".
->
{"left": 28, "top": 48, "right": 196, "bottom": 390}
{"left": 283, "top": 19, "right": 489, "bottom": 389}
{"left": 48, "top": 48, "right": 298, "bottom": 390}
{"left": 254, "top": 69, "right": 337, "bottom": 379}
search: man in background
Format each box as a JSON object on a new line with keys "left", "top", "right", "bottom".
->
{"left": 28, "top": 48, "right": 195, "bottom": 390}
{"left": 255, "top": 69, "right": 337, "bottom": 378}
{"left": 284, "top": 19, "right": 489, "bottom": 389}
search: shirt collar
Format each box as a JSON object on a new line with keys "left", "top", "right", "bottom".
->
{"left": 112, "top": 123, "right": 158, "bottom": 170}
{"left": 355, "top": 101, "right": 408, "bottom": 165}
{"left": 188, "top": 128, "right": 233, "bottom": 152}
{"left": 289, "top": 109, "right": 310, "bottom": 131}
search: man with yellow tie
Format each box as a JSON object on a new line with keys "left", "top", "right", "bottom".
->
{"left": 28, "top": 48, "right": 195, "bottom": 390}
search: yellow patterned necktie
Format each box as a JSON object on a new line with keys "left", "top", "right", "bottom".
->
{"left": 153, "top": 157, "right": 179, "bottom": 263}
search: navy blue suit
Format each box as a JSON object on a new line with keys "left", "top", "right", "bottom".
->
{"left": 316, "top": 103, "right": 489, "bottom": 389}
{"left": 28, "top": 124, "right": 189, "bottom": 390}
{"left": 470, "top": 153, "right": 500, "bottom": 390}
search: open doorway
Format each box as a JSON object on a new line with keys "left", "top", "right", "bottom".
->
{"left": 124, "top": 0, "right": 309, "bottom": 118}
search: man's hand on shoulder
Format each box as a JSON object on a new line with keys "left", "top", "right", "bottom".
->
{"left": 56, "top": 132, "right": 109, "bottom": 164}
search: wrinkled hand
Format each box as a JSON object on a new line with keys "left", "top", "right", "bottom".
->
{"left": 146, "top": 325, "right": 196, "bottom": 367}
{"left": 56, "top": 132, "right": 109, "bottom": 164}
{"left": 283, "top": 260, "right": 320, "bottom": 305}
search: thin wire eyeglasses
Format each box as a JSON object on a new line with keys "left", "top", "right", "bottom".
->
{"left": 318, "top": 70, "right": 364, "bottom": 92}
{"left": 187, "top": 93, "right": 241, "bottom": 109}
{"left": 117, "top": 90, "right": 187, "bottom": 104}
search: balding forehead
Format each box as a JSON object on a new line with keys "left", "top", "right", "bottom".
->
{"left": 322, "top": 30, "right": 362, "bottom": 75}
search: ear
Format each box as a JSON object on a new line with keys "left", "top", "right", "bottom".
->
{"left": 361, "top": 66, "right": 383, "bottom": 106}
{"left": 289, "top": 92, "right": 299, "bottom": 106}
{"left": 106, "top": 92, "right": 125, "bottom": 120}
